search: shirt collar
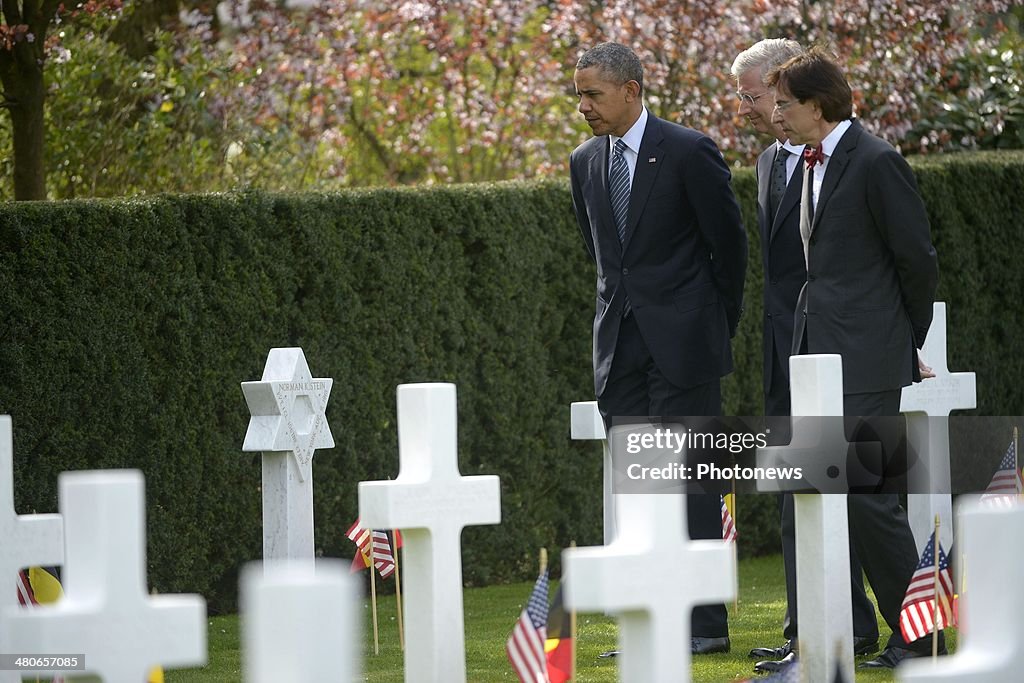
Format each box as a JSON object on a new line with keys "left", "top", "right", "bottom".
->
{"left": 611, "top": 107, "right": 648, "bottom": 154}
{"left": 777, "top": 139, "right": 805, "bottom": 155}
{"left": 819, "top": 119, "right": 852, "bottom": 158}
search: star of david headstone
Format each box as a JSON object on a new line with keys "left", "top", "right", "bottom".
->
{"left": 242, "top": 348, "right": 334, "bottom": 481}
{"left": 241, "top": 348, "right": 335, "bottom": 561}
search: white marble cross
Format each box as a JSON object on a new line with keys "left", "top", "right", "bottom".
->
{"left": 242, "top": 347, "right": 335, "bottom": 561}
{"left": 900, "top": 302, "right": 976, "bottom": 552}
{"left": 562, "top": 422, "right": 735, "bottom": 682}
{"left": 0, "top": 416, "right": 64, "bottom": 683}
{"left": 757, "top": 355, "right": 855, "bottom": 683}
{"left": 242, "top": 559, "right": 359, "bottom": 682}
{"left": 359, "top": 383, "right": 501, "bottom": 682}
{"left": 0, "top": 470, "right": 206, "bottom": 681}
{"left": 899, "top": 499, "right": 1024, "bottom": 682}
{"left": 570, "top": 401, "right": 617, "bottom": 544}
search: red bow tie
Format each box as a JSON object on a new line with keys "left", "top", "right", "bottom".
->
{"left": 803, "top": 145, "right": 825, "bottom": 169}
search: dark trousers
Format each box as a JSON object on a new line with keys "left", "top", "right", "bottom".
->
{"left": 770, "top": 348, "right": 879, "bottom": 642}
{"left": 842, "top": 390, "right": 942, "bottom": 652}
{"left": 597, "top": 312, "right": 729, "bottom": 638}
{"left": 780, "top": 495, "right": 879, "bottom": 642}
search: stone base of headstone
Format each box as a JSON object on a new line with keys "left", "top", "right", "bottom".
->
{"left": 242, "top": 559, "right": 359, "bottom": 682}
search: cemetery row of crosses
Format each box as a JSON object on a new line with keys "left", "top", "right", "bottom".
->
{"left": 1, "top": 302, "right": 1022, "bottom": 682}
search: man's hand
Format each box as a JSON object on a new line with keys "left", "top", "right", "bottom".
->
{"left": 917, "top": 349, "right": 935, "bottom": 379}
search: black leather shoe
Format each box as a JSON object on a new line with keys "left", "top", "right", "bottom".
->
{"left": 853, "top": 635, "right": 879, "bottom": 656}
{"left": 749, "top": 635, "right": 877, "bottom": 660}
{"left": 858, "top": 645, "right": 947, "bottom": 669}
{"left": 691, "top": 636, "right": 730, "bottom": 655}
{"left": 597, "top": 650, "right": 620, "bottom": 658}
{"left": 754, "top": 651, "right": 797, "bottom": 673}
{"left": 748, "top": 639, "right": 795, "bottom": 660}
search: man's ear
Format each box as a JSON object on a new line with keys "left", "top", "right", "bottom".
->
{"left": 623, "top": 80, "right": 641, "bottom": 102}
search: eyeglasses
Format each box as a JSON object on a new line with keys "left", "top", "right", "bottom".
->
{"left": 735, "top": 91, "right": 768, "bottom": 107}
{"left": 773, "top": 99, "right": 797, "bottom": 112}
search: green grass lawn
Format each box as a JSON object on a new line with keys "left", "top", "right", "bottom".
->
{"left": 167, "top": 554, "right": 955, "bottom": 682}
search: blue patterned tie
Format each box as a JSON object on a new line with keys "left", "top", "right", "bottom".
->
{"left": 769, "top": 146, "right": 791, "bottom": 221}
{"left": 609, "top": 138, "right": 631, "bottom": 244}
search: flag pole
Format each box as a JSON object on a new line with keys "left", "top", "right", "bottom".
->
{"left": 370, "top": 548, "right": 379, "bottom": 656}
{"left": 1015, "top": 426, "right": 1020, "bottom": 494}
{"left": 393, "top": 529, "right": 405, "bottom": 652}
{"left": 731, "top": 481, "right": 739, "bottom": 615}
{"left": 569, "top": 540, "right": 577, "bottom": 683}
{"left": 931, "top": 515, "right": 940, "bottom": 659}
{"left": 958, "top": 517, "right": 967, "bottom": 634}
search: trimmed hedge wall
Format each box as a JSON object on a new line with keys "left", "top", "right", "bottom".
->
{"left": 1, "top": 151, "right": 1021, "bottom": 613}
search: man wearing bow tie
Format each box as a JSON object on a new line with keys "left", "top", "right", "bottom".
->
{"left": 768, "top": 46, "right": 940, "bottom": 669}
{"left": 731, "top": 39, "right": 882, "bottom": 674}
{"left": 570, "top": 42, "right": 747, "bottom": 655}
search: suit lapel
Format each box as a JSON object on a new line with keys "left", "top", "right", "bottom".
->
{"left": 622, "top": 115, "right": 666, "bottom": 253}
{"left": 771, "top": 155, "right": 803, "bottom": 243}
{"left": 585, "top": 137, "right": 620, "bottom": 248}
{"left": 811, "top": 122, "right": 860, "bottom": 233}
{"left": 756, "top": 146, "right": 773, "bottom": 238}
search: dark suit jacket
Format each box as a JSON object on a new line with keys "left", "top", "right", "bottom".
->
{"left": 755, "top": 143, "right": 806, "bottom": 401}
{"left": 793, "top": 120, "right": 938, "bottom": 394}
{"left": 569, "top": 114, "right": 747, "bottom": 396}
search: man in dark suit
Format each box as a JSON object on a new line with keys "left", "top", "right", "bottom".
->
{"left": 731, "top": 40, "right": 881, "bottom": 673}
{"left": 766, "top": 46, "right": 940, "bottom": 669}
{"left": 570, "top": 42, "right": 747, "bottom": 655}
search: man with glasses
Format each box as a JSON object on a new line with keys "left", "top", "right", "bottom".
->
{"left": 767, "top": 46, "right": 940, "bottom": 670}
{"left": 730, "top": 39, "right": 882, "bottom": 674}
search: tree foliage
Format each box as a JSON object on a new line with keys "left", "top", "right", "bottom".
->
{"left": 0, "top": 0, "right": 1020, "bottom": 198}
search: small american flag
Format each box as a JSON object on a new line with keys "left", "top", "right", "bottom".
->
{"left": 980, "top": 440, "right": 1022, "bottom": 508}
{"left": 370, "top": 530, "right": 395, "bottom": 578}
{"left": 899, "top": 531, "right": 956, "bottom": 643}
{"left": 16, "top": 570, "right": 36, "bottom": 606}
{"left": 346, "top": 519, "right": 396, "bottom": 579}
{"left": 506, "top": 569, "right": 549, "bottom": 683}
{"left": 720, "top": 495, "right": 737, "bottom": 542}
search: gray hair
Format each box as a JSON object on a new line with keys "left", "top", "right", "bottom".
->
{"left": 576, "top": 42, "right": 644, "bottom": 95}
{"left": 730, "top": 39, "right": 804, "bottom": 83}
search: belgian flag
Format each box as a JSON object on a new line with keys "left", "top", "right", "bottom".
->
{"left": 27, "top": 566, "right": 64, "bottom": 603}
{"left": 545, "top": 583, "right": 573, "bottom": 682}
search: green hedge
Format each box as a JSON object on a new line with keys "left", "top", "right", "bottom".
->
{"left": 1, "top": 151, "right": 1021, "bottom": 613}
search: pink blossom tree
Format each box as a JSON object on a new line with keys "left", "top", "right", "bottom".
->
{"left": 4, "top": 0, "right": 1017, "bottom": 196}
